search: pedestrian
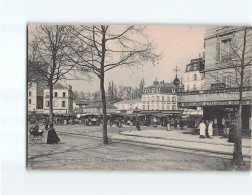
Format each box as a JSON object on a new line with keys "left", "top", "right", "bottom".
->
{"left": 166, "top": 119, "right": 170, "bottom": 131}
{"left": 136, "top": 120, "right": 141, "bottom": 131}
{"left": 47, "top": 123, "right": 61, "bottom": 144}
{"left": 174, "top": 119, "right": 178, "bottom": 129}
{"left": 179, "top": 119, "right": 183, "bottom": 130}
{"left": 205, "top": 120, "right": 210, "bottom": 138}
{"left": 208, "top": 121, "right": 213, "bottom": 139}
{"left": 199, "top": 120, "right": 206, "bottom": 138}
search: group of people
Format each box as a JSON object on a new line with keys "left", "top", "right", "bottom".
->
{"left": 198, "top": 120, "right": 213, "bottom": 139}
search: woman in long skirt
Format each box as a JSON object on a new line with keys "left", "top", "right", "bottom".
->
{"left": 47, "top": 123, "right": 61, "bottom": 144}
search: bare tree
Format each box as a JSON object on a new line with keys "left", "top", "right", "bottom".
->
{"left": 228, "top": 27, "right": 252, "bottom": 167}
{"left": 28, "top": 24, "right": 78, "bottom": 126}
{"left": 67, "top": 25, "right": 160, "bottom": 144}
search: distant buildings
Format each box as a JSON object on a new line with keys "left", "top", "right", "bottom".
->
{"left": 82, "top": 101, "right": 117, "bottom": 115}
{"left": 43, "top": 83, "right": 74, "bottom": 114}
{"left": 113, "top": 99, "right": 142, "bottom": 113}
{"left": 183, "top": 57, "right": 205, "bottom": 91}
{"left": 141, "top": 79, "right": 183, "bottom": 114}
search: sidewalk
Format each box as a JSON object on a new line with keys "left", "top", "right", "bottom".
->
{"left": 111, "top": 127, "right": 251, "bottom": 158}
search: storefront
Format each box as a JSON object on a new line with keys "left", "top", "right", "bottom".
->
{"left": 178, "top": 87, "right": 252, "bottom": 135}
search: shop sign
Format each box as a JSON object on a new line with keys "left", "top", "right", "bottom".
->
{"left": 211, "top": 83, "right": 226, "bottom": 89}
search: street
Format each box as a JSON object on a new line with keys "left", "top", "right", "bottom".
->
{"left": 27, "top": 125, "right": 248, "bottom": 171}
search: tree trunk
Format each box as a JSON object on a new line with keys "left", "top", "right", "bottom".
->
{"left": 49, "top": 83, "right": 54, "bottom": 126}
{"left": 233, "top": 103, "right": 245, "bottom": 167}
{"left": 100, "top": 75, "right": 108, "bottom": 144}
{"left": 233, "top": 88, "right": 244, "bottom": 167}
{"left": 100, "top": 25, "right": 108, "bottom": 145}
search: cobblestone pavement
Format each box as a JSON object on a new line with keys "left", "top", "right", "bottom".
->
{"left": 27, "top": 125, "right": 250, "bottom": 170}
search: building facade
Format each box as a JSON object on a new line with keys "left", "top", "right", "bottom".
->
{"left": 43, "top": 84, "right": 74, "bottom": 114}
{"left": 178, "top": 26, "right": 252, "bottom": 132}
{"left": 183, "top": 57, "right": 205, "bottom": 91}
{"left": 142, "top": 80, "right": 182, "bottom": 112}
{"left": 27, "top": 82, "right": 45, "bottom": 113}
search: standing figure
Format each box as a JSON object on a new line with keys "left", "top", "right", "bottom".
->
{"left": 208, "top": 121, "right": 213, "bottom": 139}
{"left": 179, "top": 119, "right": 183, "bottom": 130}
{"left": 136, "top": 120, "right": 141, "bottom": 131}
{"left": 205, "top": 120, "right": 210, "bottom": 138}
{"left": 47, "top": 123, "right": 61, "bottom": 144}
{"left": 174, "top": 119, "right": 178, "bottom": 129}
{"left": 199, "top": 120, "right": 206, "bottom": 138}
{"left": 166, "top": 119, "right": 170, "bottom": 131}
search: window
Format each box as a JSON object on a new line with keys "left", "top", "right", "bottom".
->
{"left": 187, "top": 85, "right": 190, "bottom": 91}
{"left": 62, "top": 101, "right": 66, "bottom": 107}
{"left": 45, "top": 92, "right": 49, "bottom": 97}
{"left": 147, "top": 97, "right": 150, "bottom": 102}
{"left": 151, "top": 105, "right": 154, "bottom": 110}
{"left": 167, "top": 104, "right": 170, "bottom": 110}
{"left": 172, "top": 96, "right": 176, "bottom": 102}
{"left": 53, "top": 101, "right": 58, "bottom": 107}
{"left": 28, "top": 91, "right": 32, "bottom": 96}
{"left": 46, "top": 101, "right": 49, "bottom": 107}
{"left": 54, "top": 92, "right": 58, "bottom": 97}
{"left": 143, "top": 97, "right": 145, "bottom": 103}
{"left": 147, "top": 105, "right": 150, "bottom": 110}
{"left": 151, "top": 96, "right": 154, "bottom": 102}
{"left": 28, "top": 99, "right": 31, "bottom": 104}
{"left": 172, "top": 105, "right": 176, "bottom": 110}
{"left": 220, "top": 39, "right": 234, "bottom": 62}
{"left": 156, "top": 105, "right": 159, "bottom": 110}
{"left": 193, "top": 74, "right": 197, "bottom": 81}
{"left": 167, "top": 96, "right": 170, "bottom": 102}
{"left": 63, "top": 92, "right": 66, "bottom": 97}
{"left": 143, "top": 105, "right": 145, "bottom": 110}
{"left": 172, "top": 89, "right": 175, "bottom": 93}
{"left": 156, "top": 96, "right": 159, "bottom": 102}
{"left": 193, "top": 84, "right": 197, "bottom": 90}
{"left": 162, "top": 96, "right": 164, "bottom": 102}
{"left": 162, "top": 105, "right": 164, "bottom": 110}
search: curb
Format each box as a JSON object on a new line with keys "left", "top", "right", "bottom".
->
{"left": 120, "top": 132, "right": 251, "bottom": 148}
{"left": 113, "top": 135, "right": 251, "bottom": 158}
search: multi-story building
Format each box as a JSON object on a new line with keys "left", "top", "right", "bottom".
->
{"left": 43, "top": 83, "right": 74, "bottom": 114}
{"left": 183, "top": 57, "right": 205, "bottom": 91}
{"left": 27, "top": 82, "right": 45, "bottom": 113}
{"left": 141, "top": 80, "right": 183, "bottom": 115}
{"left": 178, "top": 26, "right": 252, "bottom": 133}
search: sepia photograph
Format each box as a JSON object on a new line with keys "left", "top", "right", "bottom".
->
{"left": 27, "top": 24, "right": 252, "bottom": 171}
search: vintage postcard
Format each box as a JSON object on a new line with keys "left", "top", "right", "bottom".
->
{"left": 27, "top": 25, "right": 251, "bottom": 170}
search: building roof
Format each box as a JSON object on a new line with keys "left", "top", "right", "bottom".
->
{"left": 44, "top": 83, "right": 71, "bottom": 90}
{"left": 84, "top": 101, "right": 117, "bottom": 109}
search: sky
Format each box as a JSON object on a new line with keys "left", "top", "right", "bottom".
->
{"left": 61, "top": 25, "right": 206, "bottom": 92}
